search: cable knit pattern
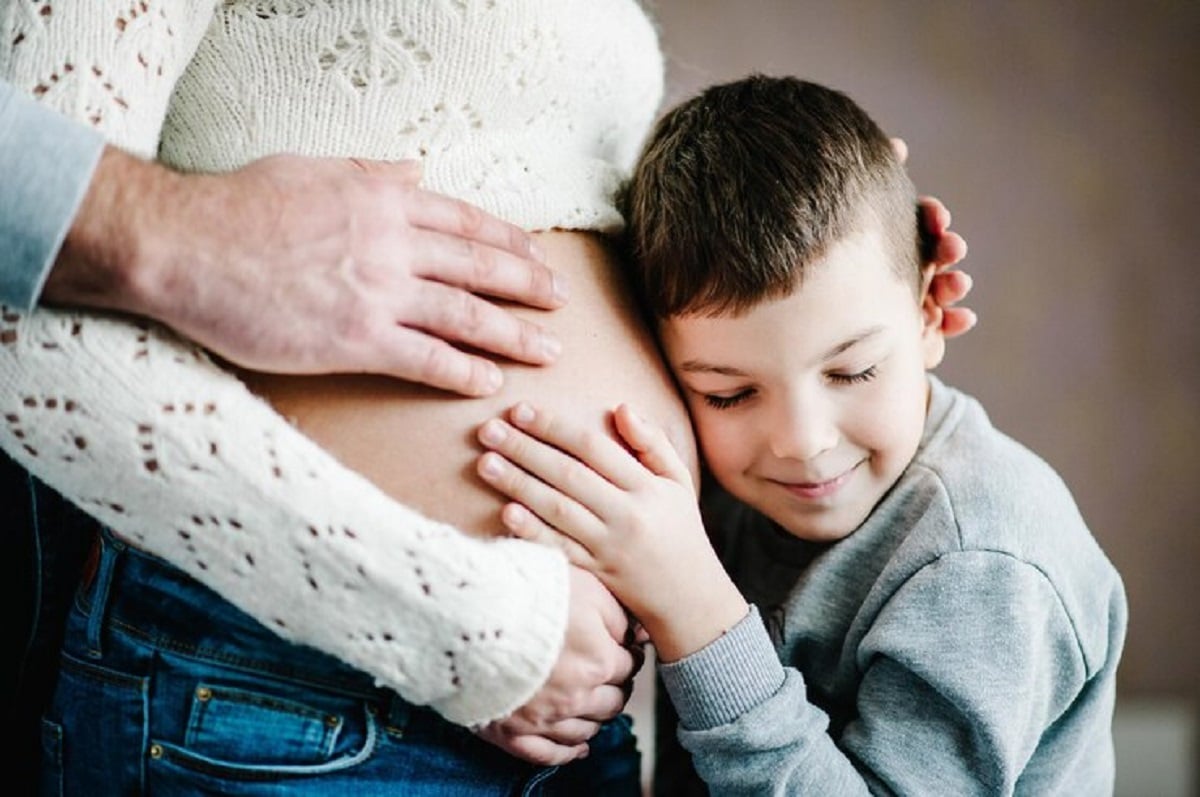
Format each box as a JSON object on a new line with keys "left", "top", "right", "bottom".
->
{"left": 0, "top": 0, "right": 664, "bottom": 726}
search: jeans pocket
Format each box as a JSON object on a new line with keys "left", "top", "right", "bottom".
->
{"left": 184, "top": 681, "right": 346, "bottom": 763}
{"left": 148, "top": 675, "right": 379, "bottom": 783}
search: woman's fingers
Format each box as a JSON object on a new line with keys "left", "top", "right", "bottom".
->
{"left": 473, "top": 724, "right": 589, "bottom": 766}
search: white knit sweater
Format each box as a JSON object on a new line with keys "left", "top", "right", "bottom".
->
{"left": 0, "top": 0, "right": 663, "bottom": 726}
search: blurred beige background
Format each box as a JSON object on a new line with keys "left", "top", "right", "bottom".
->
{"left": 632, "top": 1, "right": 1199, "bottom": 793}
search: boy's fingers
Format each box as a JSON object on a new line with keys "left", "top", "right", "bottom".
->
{"left": 475, "top": 445, "right": 604, "bottom": 546}
{"left": 499, "top": 500, "right": 596, "bottom": 565}
{"left": 478, "top": 416, "right": 619, "bottom": 507}
{"left": 507, "top": 403, "right": 645, "bottom": 491}
{"left": 613, "top": 405, "right": 692, "bottom": 486}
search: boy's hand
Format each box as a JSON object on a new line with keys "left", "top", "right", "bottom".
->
{"left": 476, "top": 402, "right": 748, "bottom": 661}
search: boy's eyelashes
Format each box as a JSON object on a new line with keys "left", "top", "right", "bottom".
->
{"left": 694, "top": 365, "right": 880, "bottom": 411}
{"left": 701, "top": 389, "right": 755, "bottom": 410}
{"left": 828, "top": 364, "right": 878, "bottom": 385}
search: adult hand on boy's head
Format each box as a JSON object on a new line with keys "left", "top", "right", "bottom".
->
{"left": 918, "top": 195, "right": 976, "bottom": 338}
{"left": 474, "top": 567, "right": 640, "bottom": 765}
{"left": 890, "top": 137, "right": 977, "bottom": 339}
{"left": 46, "top": 149, "right": 567, "bottom": 397}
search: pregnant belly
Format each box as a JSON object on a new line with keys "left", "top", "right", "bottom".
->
{"left": 236, "top": 230, "right": 697, "bottom": 537}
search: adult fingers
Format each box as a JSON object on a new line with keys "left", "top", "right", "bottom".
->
{"left": 569, "top": 683, "right": 629, "bottom": 723}
{"left": 368, "top": 325, "right": 502, "bottom": 396}
{"left": 930, "top": 270, "right": 972, "bottom": 307}
{"left": 571, "top": 568, "right": 635, "bottom": 653}
{"left": 491, "top": 684, "right": 624, "bottom": 745}
{"left": 537, "top": 718, "right": 605, "bottom": 746}
{"left": 931, "top": 229, "right": 968, "bottom": 270}
{"left": 407, "top": 226, "right": 567, "bottom": 310}
{"left": 917, "top": 194, "right": 951, "bottom": 234}
{"left": 397, "top": 279, "right": 560, "bottom": 366}
{"left": 942, "top": 307, "right": 978, "bottom": 338}
{"left": 401, "top": 190, "right": 565, "bottom": 301}
{"left": 341, "top": 157, "right": 424, "bottom": 184}
{"left": 475, "top": 726, "right": 588, "bottom": 767}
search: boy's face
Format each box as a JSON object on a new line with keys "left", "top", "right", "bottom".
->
{"left": 660, "top": 227, "right": 945, "bottom": 543}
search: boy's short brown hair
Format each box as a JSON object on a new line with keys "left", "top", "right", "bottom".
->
{"left": 624, "top": 74, "right": 921, "bottom": 318}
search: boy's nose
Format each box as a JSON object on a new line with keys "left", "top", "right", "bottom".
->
{"left": 768, "top": 398, "right": 839, "bottom": 462}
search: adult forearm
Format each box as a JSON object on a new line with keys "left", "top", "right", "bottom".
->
{"left": 0, "top": 304, "right": 569, "bottom": 725}
{"left": 41, "top": 146, "right": 177, "bottom": 316}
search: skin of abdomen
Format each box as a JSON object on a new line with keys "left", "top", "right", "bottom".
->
{"left": 237, "top": 231, "right": 698, "bottom": 538}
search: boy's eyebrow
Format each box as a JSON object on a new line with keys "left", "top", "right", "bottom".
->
{"left": 823, "top": 325, "right": 885, "bottom": 360}
{"left": 677, "top": 325, "right": 887, "bottom": 376}
{"left": 676, "top": 361, "right": 748, "bottom": 376}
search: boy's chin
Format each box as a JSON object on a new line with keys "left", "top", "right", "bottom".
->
{"left": 772, "top": 511, "right": 865, "bottom": 544}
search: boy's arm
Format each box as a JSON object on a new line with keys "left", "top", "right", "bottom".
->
{"left": 476, "top": 401, "right": 749, "bottom": 661}
{"left": 663, "top": 553, "right": 1112, "bottom": 795}
{"left": 474, "top": 407, "right": 1115, "bottom": 793}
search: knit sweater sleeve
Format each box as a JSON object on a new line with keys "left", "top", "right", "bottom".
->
{"left": 0, "top": 1, "right": 567, "bottom": 727}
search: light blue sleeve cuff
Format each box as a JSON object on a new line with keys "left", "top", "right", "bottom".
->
{"left": 0, "top": 81, "right": 105, "bottom": 309}
{"left": 658, "top": 605, "right": 788, "bottom": 731}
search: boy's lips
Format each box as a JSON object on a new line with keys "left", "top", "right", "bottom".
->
{"left": 769, "top": 461, "right": 862, "bottom": 500}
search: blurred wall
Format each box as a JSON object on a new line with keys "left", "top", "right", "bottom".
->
{"left": 649, "top": 0, "right": 1199, "bottom": 709}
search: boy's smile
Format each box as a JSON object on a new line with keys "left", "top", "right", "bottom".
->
{"left": 661, "top": 226, "right": 945, "bottom": 543}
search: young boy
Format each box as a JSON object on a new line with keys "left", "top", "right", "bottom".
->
{"left": 474, "top": 75, "right": 1127, "bottom": 794}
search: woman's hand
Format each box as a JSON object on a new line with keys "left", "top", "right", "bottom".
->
{"left": 476, "top": 403, "right": 747, "bottom": 662}
{"left": 474, "top": 568, "right": 642, "bottom": 765}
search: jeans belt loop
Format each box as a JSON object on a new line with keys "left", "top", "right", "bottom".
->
{"left": 84, "top": 531, "right": 125, "bottom": 658}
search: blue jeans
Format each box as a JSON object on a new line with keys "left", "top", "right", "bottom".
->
{"left": 4, "top": 453, "right": 98, "bottom": 796}
{"left": 41, "top": 531, "right": 642, "bottom": 795}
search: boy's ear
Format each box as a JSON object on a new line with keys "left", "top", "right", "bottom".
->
{"left": 918, "top": 264, "right": 946, "bottom": 370}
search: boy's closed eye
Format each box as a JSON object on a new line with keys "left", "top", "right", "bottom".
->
{"left": 701, "top": 388, "right": 756, "bottom": 410}
{"left": 828, "top": 364, "right": 878, "bottom": 385}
